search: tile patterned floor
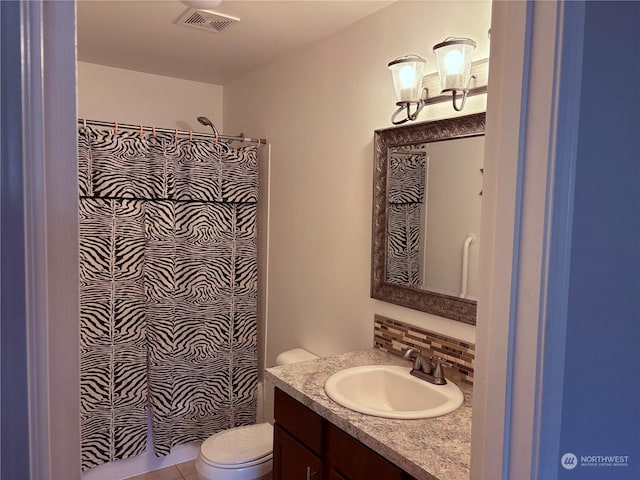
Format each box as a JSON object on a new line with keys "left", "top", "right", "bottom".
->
{"left": 123, "top": 460, "right": 198, "bottom": 480}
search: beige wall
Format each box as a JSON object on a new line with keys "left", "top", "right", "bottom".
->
{"left": 77, "top": 62, "right": 224, "bottom": 132}
{"left": 224, "top": 1, "right": 492, "bottom": 365}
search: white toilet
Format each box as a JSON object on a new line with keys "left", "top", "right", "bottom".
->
{"left": 196, "top": 348, "right": 318, "bottom": 480}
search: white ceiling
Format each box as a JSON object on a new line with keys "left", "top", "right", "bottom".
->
{"left": 77, "top": 0, "right": 395, "bottom": 85}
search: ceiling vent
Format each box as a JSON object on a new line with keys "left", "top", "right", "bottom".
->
{"left": 177, "top": 8, "right": 239, "bottom": 34}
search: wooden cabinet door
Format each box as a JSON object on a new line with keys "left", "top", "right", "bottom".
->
{"left": 274, "top": 388, "right": 322, "bottom": 455}
{"left": 324, "top": 423, "right": 404, "bottom": 480}
{"left": 273, "top": 424, "right": 322, "bottom": 480}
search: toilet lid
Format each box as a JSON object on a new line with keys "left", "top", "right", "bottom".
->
{"left": 201, "top": 423, "right": 273, "bottom": 466}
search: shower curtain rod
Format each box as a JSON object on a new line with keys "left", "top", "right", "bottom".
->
{"left": 77, "top": 118, "right": 266, "bottom": 145}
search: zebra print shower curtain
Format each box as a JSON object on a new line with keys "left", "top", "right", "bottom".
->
{"left": 386, "top": 146, "right": 426, "bottom": 287}
{"left": 78, "top": 125, "right": 259, "bottom": 470}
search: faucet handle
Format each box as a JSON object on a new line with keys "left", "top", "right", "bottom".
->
{"left": 433, "top": 357, "right": 454, "bottom": 385}
{"left": 437, "top": 358, "right": 453, "bottom": 369}
{"left": 425, "top": 355, "right": 435, "bottom": 372}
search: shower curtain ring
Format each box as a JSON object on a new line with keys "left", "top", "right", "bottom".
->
{"left": 189, "top": 130, "right": 193, "bottom": 141}
{"left": 256, "top": 138, "right": 261, "bottom": 148}
{"left": 139, "top": 125, "right": 144, "bottom": 137}
{"left": 214, "top": 132, "right": 219, "bottom": 144}
{"left": 152, "top": 126, "right": 157, "bottom": 137}
{"left": 174, "top": 129, "right": 178, "bottom": 139}
{"left": 114, "top": 121, "right": 119, "bottom": 134}
{"left": 83, "top": 119, "right": 87, "bottom": 129}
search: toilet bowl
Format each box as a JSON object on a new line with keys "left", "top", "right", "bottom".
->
{"left": 196, "top": 348, "right": 318, "bottom": 480}
{"left": 196, "top": 423, "right": 273, "bottom": 480}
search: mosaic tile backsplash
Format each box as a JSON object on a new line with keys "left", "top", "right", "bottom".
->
{"left": 374, "top": 314, "right": 475, "bottom": 384}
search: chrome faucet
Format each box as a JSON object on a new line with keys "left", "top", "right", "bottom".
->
{"left": 402, "top": 347, "right": 453, "bottom": 385}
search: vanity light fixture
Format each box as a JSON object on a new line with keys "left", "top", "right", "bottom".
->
{"left": 433, "top": 37, "right": 477, "bottom": 111}
{"left": 388, "top": 55, "right": 428, "bottom": 125}
{"left": 387, "top": 39, "right": 487, "bottom": 124}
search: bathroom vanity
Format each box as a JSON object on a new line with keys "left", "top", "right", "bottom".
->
{"left": 265, "top": 350, "right": 472, "bottom": 480}
{"left": 273, "top": 387, "right": 414, "bottom": 480}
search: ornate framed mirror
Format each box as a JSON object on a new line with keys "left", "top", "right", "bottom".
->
{"left": 371, "top": 112, "right": 485, "bottom": 325}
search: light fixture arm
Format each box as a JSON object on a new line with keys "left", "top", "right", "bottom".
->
{"left": 390, "top": 87, "right": 428, "bottom": 125}
{"left": 451, "top": 90, "right": 468, "bottom": 112}
{"left": 451, "top": 72, "right": 477, "bottom": 111}
{"left": 391, "top": 101, "right": 424, "bottom": 125}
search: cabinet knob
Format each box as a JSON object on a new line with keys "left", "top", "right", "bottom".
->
{"left": 306, "top": 466, "right": 317, "bottom": 479}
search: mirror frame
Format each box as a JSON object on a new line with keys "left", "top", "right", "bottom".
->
{"left": 371, "top": 112, "right": 486, "bottom": 325}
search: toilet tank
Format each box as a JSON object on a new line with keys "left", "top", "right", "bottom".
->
{"left": 274, "top": 348, "right": 318, "bottom": 366}
{"left": 260, "top": 348, "right": 318, "bottom": 423}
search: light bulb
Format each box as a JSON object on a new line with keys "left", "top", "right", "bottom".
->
{"left": 388, "top": 55, "right": 425, "bottom": 104}
{"left": 444, "top": 50, "right": 464, "bottom": 74}
{"left": 398, "top": 65, "right": 417, "bottom": 89}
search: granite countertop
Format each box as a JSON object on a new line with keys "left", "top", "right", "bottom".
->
{"left": 264, "top": 349, "right": 472, "bottom": 480}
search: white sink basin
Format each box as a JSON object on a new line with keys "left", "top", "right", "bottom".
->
{"left": 324, "top": 365, "right": 464, "bottom": 419}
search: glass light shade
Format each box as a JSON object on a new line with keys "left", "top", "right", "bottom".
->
{"left": 388, "top": 55, "right": 426, "bottom": 103}
{"left": 433, "top": 38, "right": 477, "bottom": 93}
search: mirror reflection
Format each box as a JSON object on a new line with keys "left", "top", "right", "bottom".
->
{"left": 371, "top": 112, "right": 485, "bottom": 324}
{"left": 386, "top": 136, "right": 484, "bottom": 300}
